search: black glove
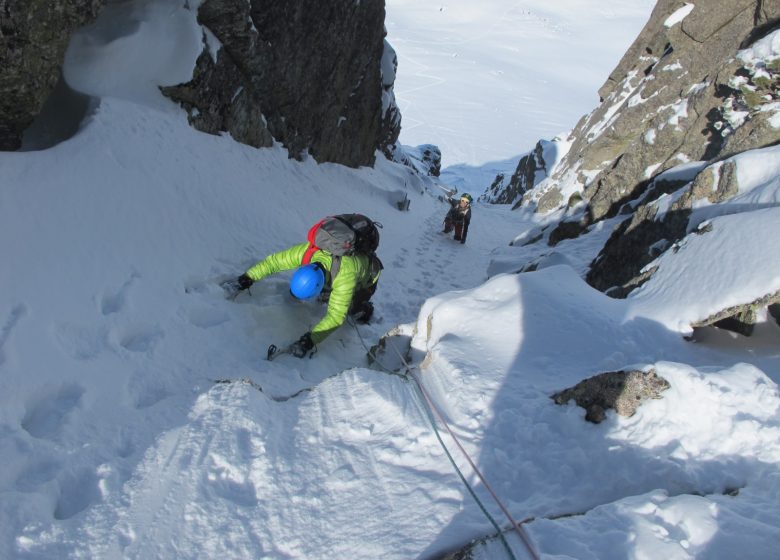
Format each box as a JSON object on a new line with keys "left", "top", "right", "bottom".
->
{"left": 237, "top": 273, "right": 253, "bottom": 290}
{"left": 288, "top": 332, "right": 314, "bottom": 358}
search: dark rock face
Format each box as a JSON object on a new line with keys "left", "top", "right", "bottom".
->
{"left": 570, "top": 0, "right": 780, "bottom": 224}
{"left": 1, "top": 0, "right": 399, "bottom": 165}
{"left": 390, "top": 143, "right": 441, "bottom": 177}
{"left": 160, "top": 42, "right": 275, "bottom": 150}
{"left": 0, "top": 0, "right": 105, "bottom": 150}
{"left": 552, "top": 369, "right": 671, "bottom": 424}
{"left": 483, "top": 139, "right": 557, "bottom": 206}
{"left": 161, "top": 0, "right": 400, "bottom": 168}
{"left": 378, "top": 39, "right": 403, "bottom": 159}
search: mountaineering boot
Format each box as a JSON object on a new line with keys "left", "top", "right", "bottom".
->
{"left": 353, "top": 301, "right": 374, "bottom": 324}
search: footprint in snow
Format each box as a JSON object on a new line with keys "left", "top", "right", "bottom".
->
{"left": 204, "top": 454, "right": 258, "bottom": 508}
{"left": 117, "top": 325, "right": 164, "bottom": 353}
{"left": 21, "top": 383, "right": 85, "bottom": 440}
{"left": 100, "top": 272, "right": 140, "bottom": 315}
{"left": 54, "top": 322, "right": 108, "bottom": 360}
{"left": 53, "top": 468, "right": 102, "bottom": 520}
{"left": 126, "top": 372, "right": 171, "bottom": 409}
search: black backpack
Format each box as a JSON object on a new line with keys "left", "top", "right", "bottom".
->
{"left": 302, "top": 214, "right": 381, "bottom": 262}
{"left": 300, "top": 214, "right": 384, "bottom": 290}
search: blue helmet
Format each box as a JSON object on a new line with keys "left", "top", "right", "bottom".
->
{"left": 290, "top": 263, "right": 325, "bottom": 300}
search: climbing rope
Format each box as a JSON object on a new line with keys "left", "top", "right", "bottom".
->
{"left": 408, "top": 368, "right": 539, "bottom": 560}
{"left": 408, "top": 371, "right": 519, "bottom": 560}
{"left": 349, "top": 318, "right": 539, "bottom": 560}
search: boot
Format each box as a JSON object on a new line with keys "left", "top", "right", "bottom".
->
{"left": 353, "top": 302, "right": 374, "bottom": 324}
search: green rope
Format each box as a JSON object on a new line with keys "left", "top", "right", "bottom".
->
{"left": 408, "top": 376, "right": 519, "bottom": 560}
{"left": 347, "top": 318, "right": 519, "bottom": 560}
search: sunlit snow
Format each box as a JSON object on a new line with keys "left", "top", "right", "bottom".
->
{"left": 2, "top": 1, "right": 779, "bottom": 559}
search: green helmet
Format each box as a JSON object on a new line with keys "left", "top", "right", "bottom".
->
{"left": 460, "top": 193, "right": 473, "bottom": 203}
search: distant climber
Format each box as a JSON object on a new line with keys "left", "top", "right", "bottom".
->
{"left": 442, "top": 193, "right": 472, "bottom": 244}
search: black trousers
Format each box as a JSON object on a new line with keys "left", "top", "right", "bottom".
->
{"left": 443, "top": 216, "right": 465, "bottom": 241}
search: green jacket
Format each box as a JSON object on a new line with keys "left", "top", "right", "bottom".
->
{"left": 245, "top": 243, "right": 380, "bottom": 344}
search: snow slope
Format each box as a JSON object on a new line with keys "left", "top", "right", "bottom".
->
{"left": 385, "top": 0, "right": 656, "bottom": 167}
{"left": 2, "top": 1, "right": 779, "bottom": 559}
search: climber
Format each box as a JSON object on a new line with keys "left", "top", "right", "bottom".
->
{"left": 442, "top": 193, "right": 473, "bottom": 244}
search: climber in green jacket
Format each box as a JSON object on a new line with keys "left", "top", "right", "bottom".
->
{"left": 230, "top": 242, "right": 381, "bottom": 358}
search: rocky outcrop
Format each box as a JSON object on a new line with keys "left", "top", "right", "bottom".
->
{"left": 482, "top": 141, "right": 546, "bottom": 205}
{"left": 552, "top": 369, "right": 671, "bottom": 424}
{"left": 587, "top": 144, "right": 780, "bottom": 335}
{"left": 497, "top": 0, "right": 778, "bottom": 223}
{"left": 160, "top": 39, "right": 275, "bottom": 151}
{"left": 379, "top": 39, "right": 403, "bottom": 159}
{"left": 560, "top": 0, "right": 779, "bottom": 225}
{"left": 492, "top": 1, "right": 779, "bottom": 334}
{"left": 0, "top": 0, "right": 105, "bottom": 150}
{"left": 390, "top": 143, "right": 441, "bottom": 177}
{"left": 0, "top": 0, "right": 399, "bottom": 167}
{"left": 693, "top": 288, "right": 780, "bottom": 336}
{"left": 161, "top": 0, "right": 401, "bottom": 168}
{"left": 482, "top": 138, "right": 566, "bottom": 207}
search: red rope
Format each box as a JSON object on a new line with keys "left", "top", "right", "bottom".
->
{"left": 409, "top": 369, "right": 540, "bottom": 560}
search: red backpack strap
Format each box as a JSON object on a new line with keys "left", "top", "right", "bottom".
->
{"left": 302, "top": 244, "right": 317, "bottom": 264}
{"left": 301, "top": 219, "right": 325, "bottom": 264}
